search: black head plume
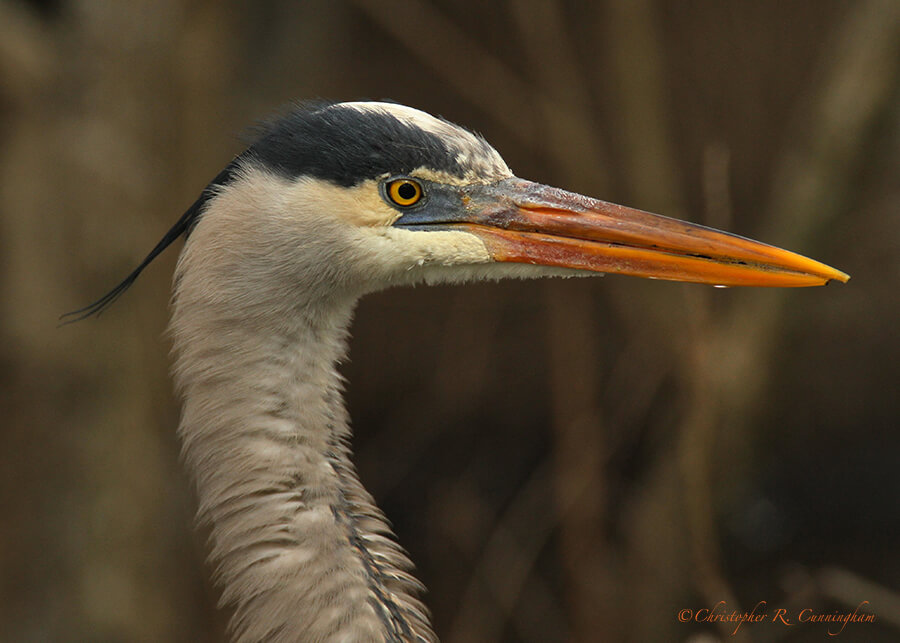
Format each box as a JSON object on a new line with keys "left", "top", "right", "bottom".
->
{"left": 59, "top": 163, "right": 238, "bottom": 324}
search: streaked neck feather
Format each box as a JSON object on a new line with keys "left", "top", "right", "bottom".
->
{"left": 171, "top": 245, "right": 435, "bottom": 642}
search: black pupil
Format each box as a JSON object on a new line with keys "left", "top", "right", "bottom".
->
{"left": 397, "top": 182, "right": 417, "bottom": 201}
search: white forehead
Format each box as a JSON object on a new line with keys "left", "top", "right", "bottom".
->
{"left": 339, "top": 102, "right": 460, "bottom": 136}
{"left": 336, "top": 101, "right": 512, "bottom": 184}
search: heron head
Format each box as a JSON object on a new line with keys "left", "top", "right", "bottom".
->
{"left": 202, "top": 101, "right": 847, "bottom": 297}
{"left": 64, "top": 101, "right": 847, "bottom": 322}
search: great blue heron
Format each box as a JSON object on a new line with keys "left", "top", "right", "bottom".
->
{"left": 66, "top": 101, "right": 848, "bottom": 642}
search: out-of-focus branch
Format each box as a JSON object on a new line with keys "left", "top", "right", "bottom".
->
{"left": 764, "top": 0, "right": 900, "bottom": 251}
{"left": 448, "top": 460, "right": 566, "bottom": 643}
{"left": 0, "top": 1, "right": 52, "bottom": 103}
{"left": 818, "top": 567, "right": 900, "bottom": 632}
{"left": 677, "top": 311, "right": 750, "bottom": 643}
{"left": 508, "top": 0, "right": 609, "bottom": 191}
{"left": 543, "top": 280, "right": 614, "bottom": 642}
{"left": 702, "top": 144, "right": 734, "bottom": 232}
{"left": 778, "top": 565, "right": 900, "bottom": 636}
{"left": 603, "top": 0, "right": 684, "bottom": 215}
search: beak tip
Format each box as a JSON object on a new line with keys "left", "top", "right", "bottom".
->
{"left": 822, "top": 266, "right": 851, "bottom": 285}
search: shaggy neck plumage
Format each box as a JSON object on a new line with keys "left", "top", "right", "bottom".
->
{"left": 169, "top": 209, "right": 435, "bottom": 642}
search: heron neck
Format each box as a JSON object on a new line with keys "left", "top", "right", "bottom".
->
{"left": 170, "top": 296, "right": 435, "bottom": 642}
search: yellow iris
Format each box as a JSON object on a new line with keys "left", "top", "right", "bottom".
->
{"left": 386, "top": 179, "right": 423, "bottom": 207}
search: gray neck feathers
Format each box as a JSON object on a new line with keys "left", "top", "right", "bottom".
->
{"left": 169, "top": 200, "right": 436, "bottom": 642}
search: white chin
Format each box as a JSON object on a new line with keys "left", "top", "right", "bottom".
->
{"left": 404, "top": 262, "right": 599, "bottom": 287}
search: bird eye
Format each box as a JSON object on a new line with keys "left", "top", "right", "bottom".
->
{"left": 386, "top": 179, "right": 423, "bottom": 207}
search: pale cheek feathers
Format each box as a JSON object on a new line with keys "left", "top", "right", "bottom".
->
{"left": 379, "top": 227, "right": 492, "bottom": 267}
{"left": 288, "top": 178, "right": 399, "bottom": 228}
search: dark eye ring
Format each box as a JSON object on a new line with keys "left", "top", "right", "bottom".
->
{"left": 385, "top": 178, "right": 423, "bottom": 207}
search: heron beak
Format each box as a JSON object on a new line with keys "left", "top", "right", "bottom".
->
{"left": 453, "top": 178, "right": 848, "bottom": 287}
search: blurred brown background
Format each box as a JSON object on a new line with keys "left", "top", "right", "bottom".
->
{"left": 1, "top": 1, "right": 898, "bottom": 641}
